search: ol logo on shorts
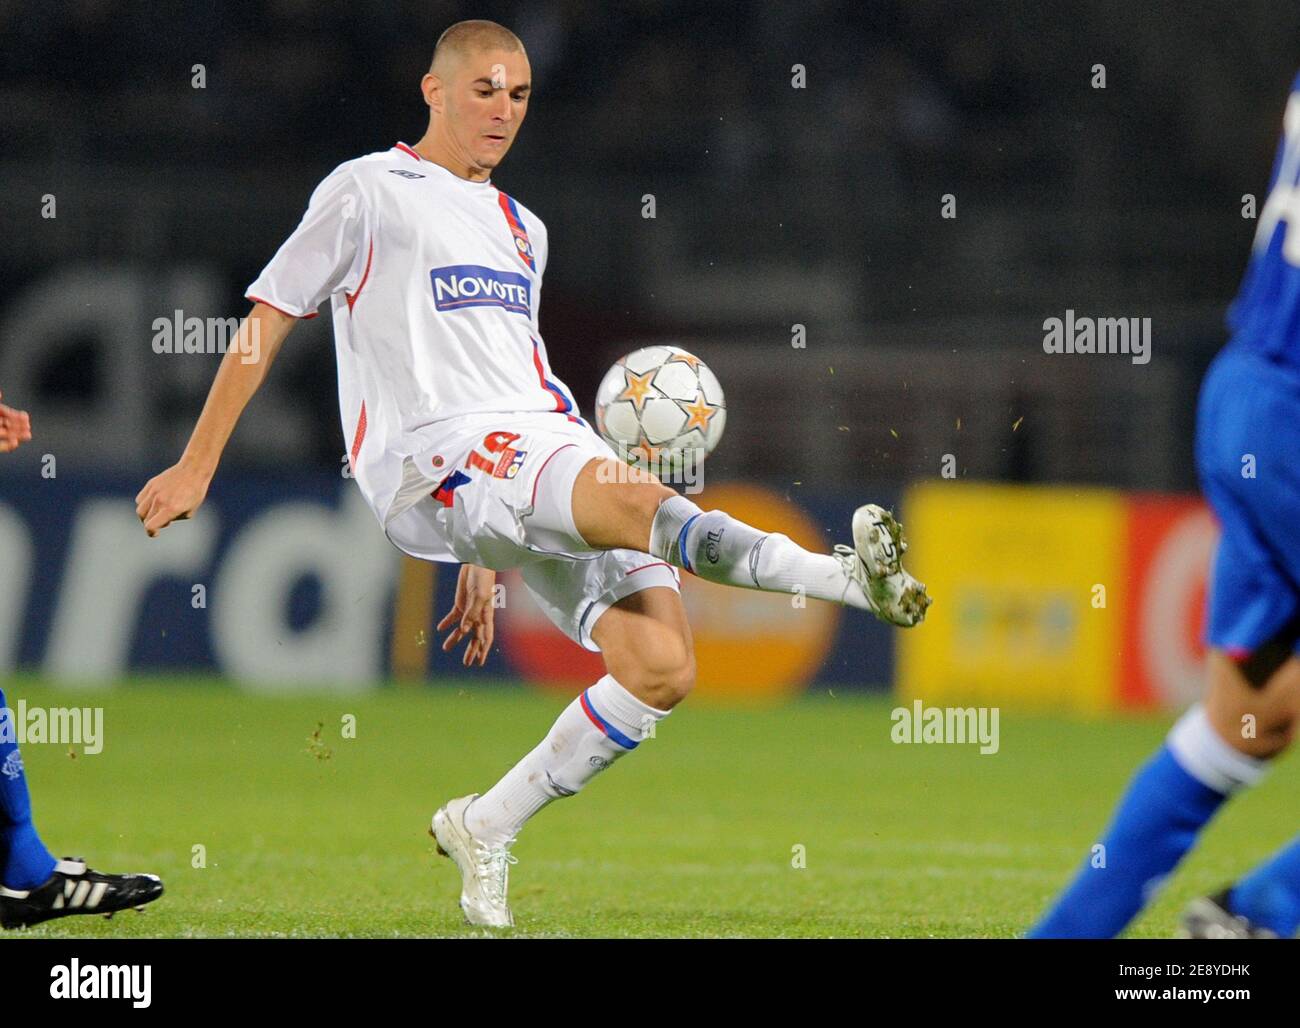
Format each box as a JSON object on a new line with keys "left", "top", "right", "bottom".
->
{"left": 465, "top": 430, "right": 528, "bottom": 479}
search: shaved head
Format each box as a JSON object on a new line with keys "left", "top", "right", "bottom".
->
{"left": 415, "top": 20, "right": 531, "bottom": 181}
{"left": 430, "top": 19, "right": 526, "bottom": 74}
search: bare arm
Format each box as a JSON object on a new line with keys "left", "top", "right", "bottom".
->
{"left": 136, "top": 302, "right": 297, "bottom": 536}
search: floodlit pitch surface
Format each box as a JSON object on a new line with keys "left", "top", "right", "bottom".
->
{"left": 5, "top": 678, "right": 1296, "bottom": 938}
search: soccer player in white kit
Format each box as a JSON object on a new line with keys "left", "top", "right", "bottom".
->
{"left": 136, "top": 20, "right": 931, "bottom": 929}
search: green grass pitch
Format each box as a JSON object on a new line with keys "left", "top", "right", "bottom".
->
{"left": 4, "top": 676, "right": 1297, "bottom": 938}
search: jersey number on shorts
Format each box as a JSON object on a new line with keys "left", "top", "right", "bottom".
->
{"left": 465, "top": 430, "right": 528, "bottom": 480}
{"left": 433, "top": 431, "right": 528, "bottom": 508}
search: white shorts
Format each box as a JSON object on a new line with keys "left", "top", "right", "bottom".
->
{"left": 383, "top": 412, "right": 681, "bottom": 651}
{"left": 519, "top": 552, "right": 681, "bottom": 652}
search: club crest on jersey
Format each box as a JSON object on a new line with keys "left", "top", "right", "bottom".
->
{"left": 497, "top": 191, "right": 536, "bottom": 272}
{"left": 430, "top": 264, "right": 530, "bottom": 317}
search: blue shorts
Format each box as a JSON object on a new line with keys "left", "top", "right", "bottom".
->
{"left": 1195, "top": 345, "right": 1300, "bottom": 657}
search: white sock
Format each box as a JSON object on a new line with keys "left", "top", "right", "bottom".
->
{"left": 464, "top": 674, "right": 669, "bottom": 846}
{"left": 649, "top": 495, "right": 871, "bottom": 608}
{"left": 1167, "top": 703, "right": 1267, "bottom": 794}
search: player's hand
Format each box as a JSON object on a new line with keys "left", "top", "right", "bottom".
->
{"left": 0, "top": 391, "right": 33, "bottom": 454}
{"left": 438, "top": 564, "right": 496, "bottom": 667}
{"left": 135, "top": 458, "right": 213, "bottom": 537}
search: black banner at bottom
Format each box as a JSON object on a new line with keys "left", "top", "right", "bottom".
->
{"left": 0, "top": 937, "right": 1290, "bottom": 1015}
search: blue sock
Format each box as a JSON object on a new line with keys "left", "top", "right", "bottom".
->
{"left": 0, "top": 688, "right": 57, "bottom": 890}
{"left": 1229, "top": 832, "right": 1300, "bottom": 937}
{"left": 1028, "top": 744, "right": 1226, "bottom": 938}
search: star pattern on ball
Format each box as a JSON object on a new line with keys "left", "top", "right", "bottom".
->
{"left": 616, "top": 368, "right": 657, "bottom": 412}
{"left": 667, "top": 351, "right": 703, "bottom": 371}
{"left": 628, "top": 430, "right": 663, "bottom": 465}
{"left": 676, "top": 390, "right": 721, "bottom": 433}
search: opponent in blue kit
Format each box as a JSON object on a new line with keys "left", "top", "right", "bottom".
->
{"left": 0, "top": 393, "right": 165, "bottom": 929}
{"left": 1030, "top": 73, "right": 1300, "bottom": 939}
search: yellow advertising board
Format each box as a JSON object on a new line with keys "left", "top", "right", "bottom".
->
{"left": 897, "top": 481, "right": 1127, "bottom": 714}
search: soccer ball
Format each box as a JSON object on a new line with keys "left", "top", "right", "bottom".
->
{"left": 594, "top": 345, "right": 726, "bottom": 473}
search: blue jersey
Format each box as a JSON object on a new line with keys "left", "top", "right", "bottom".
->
{"left": 1228, "top": 73, "right": 1300, "bottom": 370}
{"left": 1198, "top": 73, "right": 1300, "bottom": 658}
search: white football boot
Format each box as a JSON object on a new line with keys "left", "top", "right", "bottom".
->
{"left": 1178, "top": 891, "right": 1280, "bottom": 939}
{"left": 430, "top": 794, "right": 516, "bottom": 929}
{"left": 834, "top": 503, "right": 932, "bottom": 627}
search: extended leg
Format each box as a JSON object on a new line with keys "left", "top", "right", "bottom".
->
{"left": 568, "top": 457, "right": 930, "bottom": 626}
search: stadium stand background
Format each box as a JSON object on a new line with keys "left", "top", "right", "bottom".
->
{"left": 1, "top": 1, "right": 1297, "bottom": 699}
{"left": 2, "top": 0, "right": 1296, "bottom": 487}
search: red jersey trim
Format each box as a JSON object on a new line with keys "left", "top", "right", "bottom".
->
{"left": 625, "top": 561, "right": 672, "bottom": 577}
{"left": 346, "top": 240, "right": 374, "bottom": 312}
{"left": 349, "top": 400, "right": 368, "bottom": 469}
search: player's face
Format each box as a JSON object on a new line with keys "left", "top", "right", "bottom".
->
{"left": 442, "top": 50, "right": 531, "bottom": 172}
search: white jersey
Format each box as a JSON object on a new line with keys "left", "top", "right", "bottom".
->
{"left": 246, "top": 142, "right": 585, "bottom": 535}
